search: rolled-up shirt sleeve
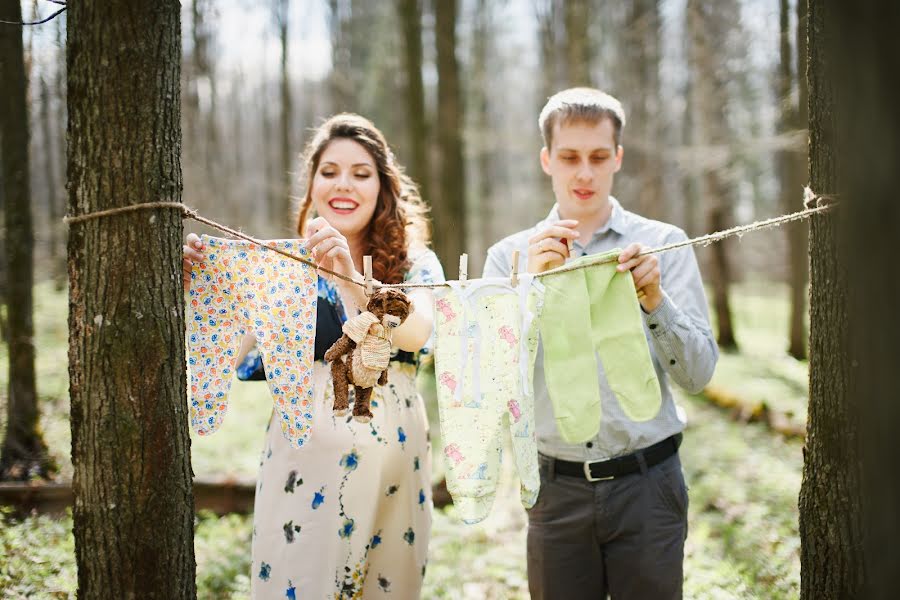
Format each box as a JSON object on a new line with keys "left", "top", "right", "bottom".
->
{"left": 643, "top": 229, "right": 719, "bottom": 393}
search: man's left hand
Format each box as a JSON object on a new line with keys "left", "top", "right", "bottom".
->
{"left": 617, "top": 243, "right": 663, "bottom": 312}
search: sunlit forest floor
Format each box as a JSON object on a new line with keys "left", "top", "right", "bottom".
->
{"left": 1, "top": 281, "right": 805, "bottom": 599}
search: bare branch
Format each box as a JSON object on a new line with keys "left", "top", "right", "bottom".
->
{"left": 0, "top": 5, "right": 66, "bottom": 26}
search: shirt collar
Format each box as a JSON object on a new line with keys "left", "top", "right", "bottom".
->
{"left": 541, "top": 196, "right": 629, "bottom": 237}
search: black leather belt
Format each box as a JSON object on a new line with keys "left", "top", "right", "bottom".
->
{"left": 547, "top": 433, "right": 682, "bottom": 482}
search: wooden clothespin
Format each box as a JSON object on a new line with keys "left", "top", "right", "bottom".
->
{"left": 510, "top": 250, "right": 520, "bottom": 287}
{"left": 458, "top": 254, "right": 468, "bottom": 286}
{"left": 363, "top": 255, "right": 374, "bottom": 296}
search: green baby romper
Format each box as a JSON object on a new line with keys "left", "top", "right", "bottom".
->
{"left": 536, "top": 250, "right": 662, "bottom": 444}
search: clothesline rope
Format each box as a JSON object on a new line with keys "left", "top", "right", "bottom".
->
{"left": 63, "top": 188, "right": 838, "bottom": 291}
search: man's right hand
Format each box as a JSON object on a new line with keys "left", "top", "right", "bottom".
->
{"left": 526, "top": 220, "right": 579, "bottom": 273}
{"left": 182, "top": 232, "right": 205, "bottom": 293}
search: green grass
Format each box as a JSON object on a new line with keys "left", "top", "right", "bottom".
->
{"left": 1, "top": 281, "right": 807, "bottom": 598}
{"left": 707, "top": 282, "right": 809, "bottom": 426}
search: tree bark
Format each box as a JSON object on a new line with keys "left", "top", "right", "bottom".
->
{"left": 0, "top": 0, "right": 52, "bottom": 481}
{"left": 800, "top": 0, "right": 862, "bottom": 595}
{"left": 801, "top": 0, "right": 900, "bottom": 597}
{"left": 434, "top": 0, "right": 466, "bottom": 268}
{"left": 396, "top": 0, "right": 430, "bottom": 205}
{"left": 67, "top": 1, "right": 196, "bottom": 597}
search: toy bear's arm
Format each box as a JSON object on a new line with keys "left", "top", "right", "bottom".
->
{"left": 324, "top": 335, "right": 354, "bottom": 363}
{"left": 378, "top": 368, "right": 389, "bottom": 386}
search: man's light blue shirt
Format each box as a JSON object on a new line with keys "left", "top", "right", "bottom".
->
{"left": 483, "top": 197, "right": 719, "bottom": 461}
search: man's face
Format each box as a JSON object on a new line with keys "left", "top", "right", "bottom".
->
{"left": 540, "top": 118, "right": 623, "bottom": 219}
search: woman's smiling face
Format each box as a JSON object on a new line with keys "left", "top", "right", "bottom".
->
{"left": 310, "top": 138, "right": 381, "bottom": 238}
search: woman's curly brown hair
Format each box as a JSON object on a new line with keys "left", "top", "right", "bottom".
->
{"left": 295, "top": 113, "right": 430, "bottom": 285}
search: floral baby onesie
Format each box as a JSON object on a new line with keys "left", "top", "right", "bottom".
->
{"left": 187, "top": 235, "right": 318, "bottom": 449}
{"left": 432, "top": 277, "right": 540, "bottom": 524}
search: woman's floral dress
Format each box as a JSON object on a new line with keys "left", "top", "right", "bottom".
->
{"left": 245, "top": 249, "right": 443, "bottom": 599}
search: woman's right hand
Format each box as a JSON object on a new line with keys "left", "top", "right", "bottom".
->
{"left": 182, "top": 233, "right": 205, "bottom": 293}
{"left": 304, "top": 217, "right": 358, "bottom": 281}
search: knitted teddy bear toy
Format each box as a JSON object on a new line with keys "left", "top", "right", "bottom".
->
{"left": 324, "top": 288, "right": 412, "bottom": 422}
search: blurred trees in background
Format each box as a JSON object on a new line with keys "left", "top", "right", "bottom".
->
{"left": 15, "top": 0, "right": 811, "bottom": 335}
{"left": 0, "top": 0, "right": 51, "bottom": 481}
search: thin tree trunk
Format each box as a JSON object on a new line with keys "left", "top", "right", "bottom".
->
{"left": 536, "top": 0, "right": 562, "bottom": 104}
{"left": 472, "top": 0, "right": 494, "bottom": 276}
{"left": 623, "top": 0, "right": 664, "bottom": 220}
{"left": 787, "top": 0, "right": 809, "bottom": 359}
{"left": 707, "top": 204, "right": 737, "bottom": 349}
{"left": 563, "top": 0, "right": 590, "bottom": 86}
{"left": 54, "top": 5, "right": 68, "bottom": 293}
{"left": 278, "top": 0, "right": 293, "bottom": 223}
{"left": 328, "top": 0, "right": 352, "bottom": 113}
{"left": 397, "top": 0, "right": 430, "bottom": 204}
{"left": 0, "top": 0, "right": 52, "bottom": 481}
{"left": 40, "top": 73, "right": 65, "bottom": 289}
{"left": 779, "top": 0, "right": 809, "bottom": 359}
{"left": 67, "top": 0, "right": 195, "bottom": 596}
{"left": 0, "top": 178, "right": 7, "bottom": 345}
{"left": 434, "top": 0, "right": 466, "bottom": 268}
{"left": 686, "top": 0, "right": 738, "bottom": 351}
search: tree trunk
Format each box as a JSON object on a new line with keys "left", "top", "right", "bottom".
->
{"left": 0, "top": 178, "right": 7, "bottom": 345}
{"left": 801, "top": 0, "right": 900, "bottom": 597}
{"left": 563, "top": 0, "right": 591, "bottom": 86}
{"left": 707, "top": 204, "right": 737, "bottom": 349}
{"left": 779, "top": 0, "right": 809, "bottom": 360}
{"left": 40, "top": 72, "right": 66, "bottom": 289}
{"left": 67, "top": 1, "right": 196, "bottom": 597}
{"left": 686, "top": 0, "right": 738, "bottom": 351}
{"left": 622, "top": 0, "right": 664, "bottom": 220}
{"left": 0, "top": 0, "right": 52, "bottom": 481}
{"left": 328, "top": 0, "right": 352, "bottom": 113}
{"left": 787, "top": 0, "right": 810, "bottom": 360}
{"left": 278, "top": 0, "right": 293, "bottom": 224}
{"left": 434, "top": 0, "right": 466, "bottom": 268}
{"left": 396, "top": 0, "right": 430, "bottom": 205}
{"left": 800, "top": 0, "right": 861, "bottom": 595}
{"left": 54, "top": 8, "right": 68, "bottom": 293}
{"left": 472, "top": 0, "right": 494, "bottom": 276}
{"left": 536, "top": 0, "right": 562, "bottom": 104}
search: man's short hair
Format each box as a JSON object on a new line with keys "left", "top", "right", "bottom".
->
{"left": 538, "top": 87, "right": 627, "bottom": 150}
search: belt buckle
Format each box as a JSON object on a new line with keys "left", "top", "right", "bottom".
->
{"left": 583, "top": 459, "right": 614, "bottom": 482}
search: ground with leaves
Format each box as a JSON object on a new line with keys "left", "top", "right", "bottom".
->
{"left": 1, "top": 282, "right": 805, "bottom": 599}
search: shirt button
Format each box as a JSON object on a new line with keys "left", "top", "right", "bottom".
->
{"left": 649, "top": 324, "right": 657, "bottom": 330}
{"left": 670, "top": 359, "right": 676, "bottom": 365}
{"left": 586, "top": 442, "right": 593, "bottom": 448}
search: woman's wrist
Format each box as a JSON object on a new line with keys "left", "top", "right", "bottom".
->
{"left": 337, "top": 275, "right": 368, "bottom": 314}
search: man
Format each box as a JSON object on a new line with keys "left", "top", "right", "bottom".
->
{"left": 483, "top": 87, "right": 719, "bottom": 599}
